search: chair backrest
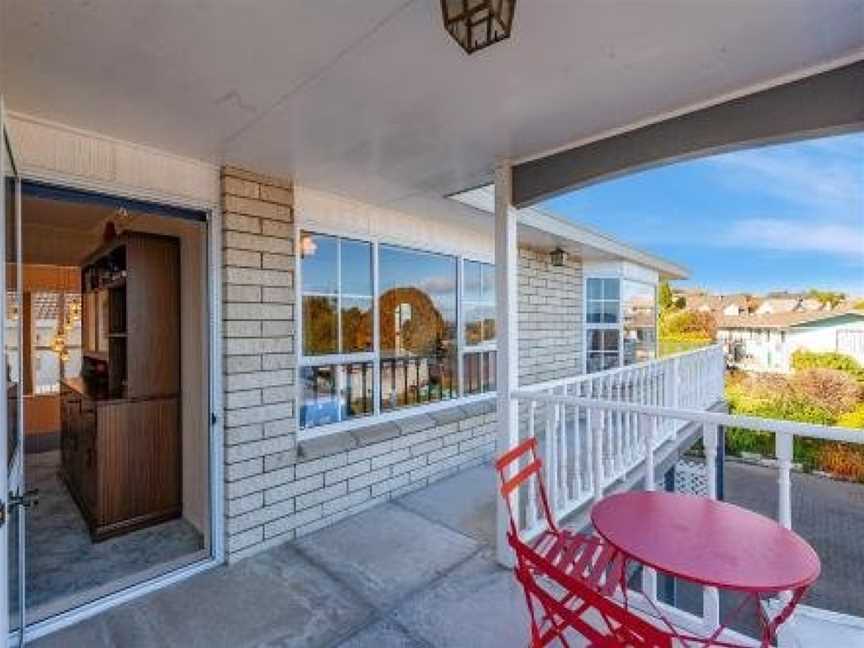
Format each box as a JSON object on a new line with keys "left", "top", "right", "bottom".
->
{"left": 510, "top": 533, "right": 673, "bottom": 648}
{"left": 495, "top": 438, "right": 558, "bottom": 538}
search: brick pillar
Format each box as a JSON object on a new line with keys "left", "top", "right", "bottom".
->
{"left": 221, "top": 166, "right": 296, "bottom": 559}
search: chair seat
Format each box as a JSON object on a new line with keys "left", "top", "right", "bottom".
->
{"left": 530, "top": 529, "right": 625, "bottom": 598}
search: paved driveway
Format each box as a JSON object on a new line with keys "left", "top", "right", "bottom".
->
{"left": 724, "top": 461, "right": 864, "bottom": 618}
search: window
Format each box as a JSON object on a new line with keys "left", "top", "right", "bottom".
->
{"left": 379, "top": 245, "right": 458, "bottom": 411}
{"left": 33, "top": 292, "right": 83, "bottom": 395}
{"left": 585, "top": 277, "right": 657, "bottom": 372}
{"left": 298, "top": 231, "right": 496, "bottom": 434}
{"left": 585, "top": 278, "right": 620, "bottom": 372}
{"left": 622, "top": 280, "right": 657, "bottom": 365}
{"left": 299, "top": 234, "right": 374, "bottom": 430}
{"left": 462, "top": 260, "right": 496, "bottom": 395}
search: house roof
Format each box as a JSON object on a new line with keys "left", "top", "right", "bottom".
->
{"left": 757, "top": 298, "right": 799, "bottom": 313}
{"left": 717, "top": 307, "right": 864, "bottom": 330}
{"left": 686, "top": 293, "right": 756, "bottom": 312}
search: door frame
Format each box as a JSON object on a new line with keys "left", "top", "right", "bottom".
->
{"left": 3, "top": 164, "right": 225, "bottom": 644}
{"left": 1, "top": 96, "right": 25, "bottom": 646}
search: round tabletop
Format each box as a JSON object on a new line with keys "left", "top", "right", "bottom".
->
{"left": 591, "top": 492, "right": 820, "bottom": 593}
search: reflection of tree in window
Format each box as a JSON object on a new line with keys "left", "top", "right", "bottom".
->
{"left": 379, "top": 288, "right": 448, "bottom": 357}
{"left": 302, "top": 296, "right": 337, "bottom": 355}
{"left": 378, "top": 270, "right": 457, "bottom": 410}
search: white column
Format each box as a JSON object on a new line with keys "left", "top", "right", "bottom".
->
{"left": 776, "top": 433, "right": 793, "bottom": 529}
{"left": 495, "top": 160, "right": 520, "bottom": 567}
{"left": 702, "top": 424, "right": 720, "bottom": 631}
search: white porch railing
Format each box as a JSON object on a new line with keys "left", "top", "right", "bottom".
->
{"left": 513, "top": 345, "right": 725, "bottom": 538}
{"left": 509, "top": 349, "right": 864, "bottom": 644}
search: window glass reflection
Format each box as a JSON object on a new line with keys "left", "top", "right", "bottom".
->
{"left": 379, "top": 246, "right": 457, "bottom": 411}
{"left": 623, "top": 280, "right": 657, "bottom": 365}
{"left": 302, "top": 296, "right": 337, "bottom": 355}
{"left": 341, "top": 297, "right": 373, "bottom": 354}
{"left": 340, "top": 239, "right": 372, "bottom": 297}
{"left": 300, "top": 234, "right": 337, "bottom": 294}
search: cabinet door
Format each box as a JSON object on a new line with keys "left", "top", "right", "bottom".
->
{"left": 60, "top": 390, "right": 73, "bottom": 470}
{"left": 66, "top": 396, "right": 82, "bottom": 489}
{"left": 79, "top": 409, "right": 98, "bottom": 516}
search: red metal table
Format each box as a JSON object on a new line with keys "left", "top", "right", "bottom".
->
{"left": 591, "top": 491, "right": 821, "bottom": 647}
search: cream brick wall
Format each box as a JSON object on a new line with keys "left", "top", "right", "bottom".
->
{"left": 220, "top": 169, "right": 583, "bottom": 561}
{"left": 221, "top": 166, "right": 297, "bottom": 559}
{"left": 518, "top": 247, "right": 583, "bottom": 385}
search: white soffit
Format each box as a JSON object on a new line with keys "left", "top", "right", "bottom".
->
{"left": 1, "top": 1, "right": 862, "bottom": 213}
{"left": 451, "top": 185, "right": 688, "bottom": 280}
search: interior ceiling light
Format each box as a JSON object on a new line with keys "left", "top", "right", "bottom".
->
{"left": 300, "top": 235, "right": 318, "bottom": 258}
{"left": 441, "top": 0, "right": 516, "bottom": 54}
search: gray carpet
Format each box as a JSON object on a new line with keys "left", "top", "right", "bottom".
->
{"left": 24, "top": 451, "right": 205, "bottom": 615}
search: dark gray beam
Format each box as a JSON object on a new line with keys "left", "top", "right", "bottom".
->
{"left": 512, "top": 60, "right": 864, "bottom": 207}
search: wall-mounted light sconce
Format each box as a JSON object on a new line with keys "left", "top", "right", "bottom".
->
{"left": 550, "top": 248, "right": 567, "bottom": 267}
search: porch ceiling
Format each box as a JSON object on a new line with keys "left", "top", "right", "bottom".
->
{"left": 2, "top": 1, "right": 862, "bottom": 215}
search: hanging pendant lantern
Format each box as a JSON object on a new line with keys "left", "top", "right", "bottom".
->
{"left": 441, "top": 0, "right": 516, "bottom": 54}
{"left": 51, "top": 335, "right": 66, "bottom": 354}
{"left": 68, "top": 300, "right": 82, "bottom": 322}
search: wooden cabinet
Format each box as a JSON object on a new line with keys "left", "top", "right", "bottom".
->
{"left": 61, "top": 231, "right": 182, "bottom": 541}
{"left": 60, "top": 382, "right": 181, "bottom": 540}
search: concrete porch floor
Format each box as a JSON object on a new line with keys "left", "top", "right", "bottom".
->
{"left": 30, "top": 463, "right": 548, "bottom": 648}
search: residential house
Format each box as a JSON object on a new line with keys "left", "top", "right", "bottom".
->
{"left": 0, "top": 2, "right": 862, "bottom": 647}
{"left": 683, "top": 293, "right": 757, "bottom": 316}
{"left": 754, "top": 297, "right": 799, "bottom": 316}
{"left": 717, "top": 308, "right": 864, "bottom": 372}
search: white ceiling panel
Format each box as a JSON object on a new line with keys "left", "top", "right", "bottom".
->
{"left": 3, "top": 0, "right": 862, "bottom": 211}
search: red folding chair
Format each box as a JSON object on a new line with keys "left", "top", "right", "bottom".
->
{"left": 496, "top": 438, "right": 672, "bottom": 648}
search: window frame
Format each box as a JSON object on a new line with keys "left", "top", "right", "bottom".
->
{"left": 296, "top": 226, "right": 496, "bottom": 440}
{"left": 32, "top": 291, "right": 84, "bottom": 395}
{"left": 583, "top": 275, "right": 624, "bottom": 372}
{"left": 297, "top": 234, "right": 377, "bottom": 431}
{"left": 583, "top": 275, "right": 658, "bottom": 373}
{"left": 460, "top": 258, "right": 497, "bottom": 397}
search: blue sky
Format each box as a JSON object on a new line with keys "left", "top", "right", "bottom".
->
{"left": 543, "top": 132, "right": 864, "bottom": 297}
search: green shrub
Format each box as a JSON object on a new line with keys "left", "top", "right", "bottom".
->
{"left": 658, "top": 338, "right": 712, "bottom": 357}
{"left": 725, "top": 377, "right": 836, "bottom": 467}
{"left": 789, "top": 369, "right": 861, "bottom": 416}
{"left": 659, "top": 310, "right": 716, "bottom": 341}
{"left": 790, "top": 350, "right": 864, "bottom": 383}
{"left": 837, "top": 404, "right": 864, "bottom": 429}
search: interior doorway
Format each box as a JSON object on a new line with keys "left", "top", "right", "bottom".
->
{"left": 10, "top": 181, "right": 213, "bottom": 628}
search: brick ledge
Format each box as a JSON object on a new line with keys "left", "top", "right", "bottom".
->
{"left": 297, "top": 397, "right": 496, "bottom": 463}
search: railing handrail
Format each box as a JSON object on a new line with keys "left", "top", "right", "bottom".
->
{"left": 522, "top": 344, "right": 722, "bottom": 393}
{"left": 510, "top": 389, "right": 864, "bottom": 445}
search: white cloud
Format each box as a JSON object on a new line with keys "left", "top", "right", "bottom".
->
{"left": 721, "top": 218, "right": 864, "bottom": 258}
{"left": 707, "top": 134, "right": 863, "bottom": 221}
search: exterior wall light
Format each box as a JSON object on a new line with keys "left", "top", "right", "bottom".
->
{"left": 550, "top": 248, "right": 568, "bottom": 267}
{"left": 441, "top": 0, "right": 516, "bottom": 54}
